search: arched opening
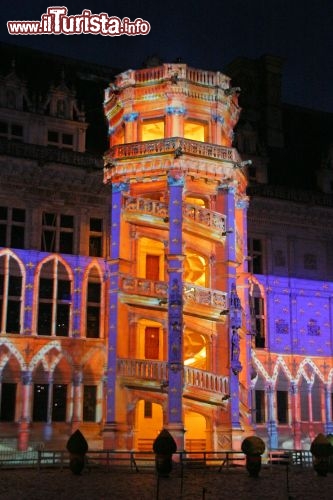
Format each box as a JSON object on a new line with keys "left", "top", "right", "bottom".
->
{"left": 185, "top": 411, "right": 207, "bottom": 451}
{"left": 134, "top": 399, "right": 163, "bottom": 451}
{"left": 0, "top": 252, "right": 24, "bottom": 334}
{"left": 184, "top": 329, "right": 207, "bottom": 369}
{"left": 184, "top": 249, "right": 208, "bottom": 287}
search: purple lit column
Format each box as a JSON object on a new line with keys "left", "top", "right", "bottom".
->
{"left": 23, "top": 259, "right": 35, "bottom": 335}
{"left": 104, "top": 181, "right": 128, "bottom": 446}
{"left": 223, "top": 186, "right": 241, "bottom": 429}
{"left": 166, "top": 171, "right": 185, "bottom": 450}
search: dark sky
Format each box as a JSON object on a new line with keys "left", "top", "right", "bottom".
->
{"left": 1, "top": 0, "right": 333, "bottom": 112}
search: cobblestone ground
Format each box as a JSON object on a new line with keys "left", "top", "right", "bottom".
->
{"left": 0, "top": 465, "right": 333, "bottom": 499}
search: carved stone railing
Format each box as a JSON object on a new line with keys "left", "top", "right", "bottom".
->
{"left": 106, "top": 137, "right": 236, "bottom": 163}
{"left": 184, "top": 366, "right": 229, "bottom": 396}
{"left": 117, "top": 358, "right": 168, "bottom": 381}
{"left": 119, "top": 275, "right": 227, "bottom": 310}
{"left": 183, "top": 203, "right": 226, "bottom": 233}
{"left": 123, "top": 194, "right": 168, "bottom": 218}
{"left": 0, "top": 138, "right": 103, "bottom": 170}
{"left": 119, "top": 275, "right": 168, "bottom": 298}
{"left": 116, "top": 64, "right": 230, "bottom": 89}
{"left": 123, "top": 195, "right": 227, "bottom": 235}
{"left": 117, "top": 358, "right": 230, "bottom": 397}
{"left": 183, "top": 283, "right": 227, "bottom": 310}
{"left": 247, "top": 184, "right": 333, "bottom": 208}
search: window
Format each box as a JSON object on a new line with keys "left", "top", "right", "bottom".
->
{"left": 33, "top": 384, "right": 48, "bottom": 422}
{"left": 300, "top": 378, "right": 309, "bottom": 421}
{"left": 277, "top": 390, "right": 288, "bottom": 424}
{"left": 86, "top": 279, "right": 101, "bottom": 338}
{"left": 144, "top": 401, "right": 152, "bottom": 418}
{"left": 0, "top": 121, "right": 23, "bottom": 140}
{"left": 52, "top": 384, "right": 67, "bottom": 422}
{"left": 184, "top": 120, "right": 207, "bottom": 142}
{"left": 89, "top": 218, "right": 103, "bottom": 257}
{"left": 0, "top": 206, "right": 26, "bottom": 249}
{"left": 248, "top": 238, "right": 264, "bottom": 274}
{"left": 41, "top": 212, "right": 74, "bottom": 254}
{"left": 254, "top": 390, "right": 265, "bottom": 423}
{"left": 145, "top": 327, "right": 159, "bottom": 359}
{"left": 250, "top": 292, "right": 266, "bottom": 348}
{"left": 83, "top": 385, "right": 97, "bottom": 421}
{"left": 0, "top": 253, "right": 22, "bottom": 334}
{"left": 0, "top": 383, "right": 16, "bottom": 421}
{"left": 141, "top": 119, "right": 164, "bottom": 141}
{"left": 145, "top": 255, "right": 160, "bottom": 281}
{"left": 37, "top": 259, "right": 71, "bottom": 336}
{"left": 48, "top": 130, "right": 74, "bottom": 149}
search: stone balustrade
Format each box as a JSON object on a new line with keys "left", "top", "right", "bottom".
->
{"left": 106, "top": 137, "right": 237, "bottom": 163}
{"left": 123, "top": 194, "right": 226, "bottom": 235}
{"left": 117, "top": 357, "right": 230, "bottom": 398}
{"left": 116, "top": 64, "right": 230, "bottom": 89}
{"left": 0, "top": 138, "right": 102, "bottom": 169}
{"left": 119, "top": 274, "right": 227, "bottom": 311}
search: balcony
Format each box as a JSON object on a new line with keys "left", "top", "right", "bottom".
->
{"left": 118, "top": 275, "right": 227, "bottom": 319}
{"left": 0, "top": 138, "right": 102, "bottom": 170}
{"left": 105, "top": 137, "right": 237, "bottom": 166}
{"left": 117, "top": 357, "right": 229, "bottom": 404}
{"left": 122, "top": 194, "right": 226, "bottom": 241}
{"left": 116, "top": 64, "right": 230, "bottom": 88}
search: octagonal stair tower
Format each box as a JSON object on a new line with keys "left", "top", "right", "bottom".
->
{"left": 103, "top": 63, "right": 252, "bottom": 452}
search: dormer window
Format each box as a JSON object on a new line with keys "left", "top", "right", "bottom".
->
{"left": 6, "top": 90, "right": 17, "bottom": 109}
{"left": 56, "top": 99, "right": 66, "bottom": 117}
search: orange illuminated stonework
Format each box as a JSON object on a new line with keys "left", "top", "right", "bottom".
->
{"left": 103, "top": 63, "right": 251, "bottom": 451}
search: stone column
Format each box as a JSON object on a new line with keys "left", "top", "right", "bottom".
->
{"left": 165, "top": 171, "right": 185, "bottom": 451}
{"left": 290, "top": 382, "right": 301, "bottom": 449}
{"left": 123, "top": 112, "right": 139, "bottom": 143}
{"left": 71, "top": 370, "right": 83, "bottom": 431}
{"left": 324, "top": 385, "right": 333, "bottom": 434}
{"left": 103, "top": 181, "right": 129, "bottom": 449}
{"left": 308, "top": 384, "right": 314, "bottom": 441}
{"left": 166, "top": 105, "right": 186, "bottom": 137}
{"left": 18, "top": 371, "right": 33, "bottom": 451}
{"left": 266, "top": 384, "right": 278, "bottom": 449}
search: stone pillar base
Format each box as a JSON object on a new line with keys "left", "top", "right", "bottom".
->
{"left": 102, "top": 422, "right": 133, "bottom": 450}
{"left": 165, "top": 423, "right": 185, "bottom": 454}
{"left": 215, "top": 425, "right": 246, "bottom": 451}
{"left": 18, "top": 420, "right": 31, "bottom": 451}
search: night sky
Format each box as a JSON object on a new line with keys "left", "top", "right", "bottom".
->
{"left": 1, "top": 0, "right": 333, "bottom": 113}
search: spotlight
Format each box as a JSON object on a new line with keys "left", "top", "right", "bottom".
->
{"left": 222, "top": 394, "right": 231, "bottom": 401}
{"left": 220, "top": 309, "right": 229, "bottom": 316}
{"left": 221, "top": 229, "right": 233, "bottom": 236}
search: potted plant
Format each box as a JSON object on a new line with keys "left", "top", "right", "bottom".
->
{"left": 310, "top": 433, "right": 333, "bottom": 477}
{"left": 66, "top": 429, "right": 89, "bottom": 475}
{"left": 153, "top": 429, "right": 177, "bottom": 477}
{"left": 241, "top": 436, "right": 265, "bottom": 477}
